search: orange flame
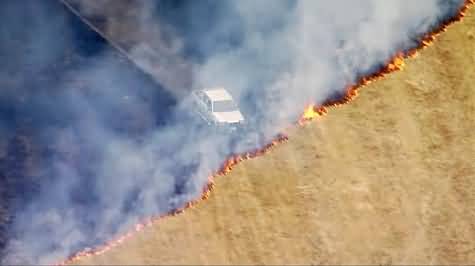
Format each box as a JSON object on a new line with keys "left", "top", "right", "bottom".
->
{"left": 298, "top": 0, "right": 474, "bottom": 122}
{"left": 298, "top": 105, "right": 326, "bottom": 125}
{"left": 57, "top": 134, "right": 288, "bottom": 265}
{"left": 57, "top": 1, "right": 473, "bottom": 265}
{"left": 217, "top": 134, "right": 289, "bottom": 175}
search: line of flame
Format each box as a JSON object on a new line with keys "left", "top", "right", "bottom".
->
{"left": 298, "top": 0, "right": 474, "bottom": 124}
{"left": 57, "top": 134, "right": 288, "bottom": 265}
{"left": 57, "top": 1, "right": 473, "bottom": 265}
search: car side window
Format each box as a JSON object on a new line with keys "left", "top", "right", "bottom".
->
{"left": 205, "top": 97, "right": 212, "bottom": 111}
{"left": 195, "top": 91, "right": 212, "bottom": 111}
{"left": 197, "top": 92, "right": 206, "bottom": 107}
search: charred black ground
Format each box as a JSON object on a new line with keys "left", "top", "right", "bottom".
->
{"left": 0, "top": 0, "right": 468, "bottom": 262}
{"left": 0, "top": 0, "right": 179, "bottom": 258}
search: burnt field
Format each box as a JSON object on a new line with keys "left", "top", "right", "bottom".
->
{"left": 0, "top": 0, "right": 180, "bottom": 260}
{"left": 0, "top": 1, "right": 277, "bottom": 262}
{"left": 76, "top": 5, "right": 475, "bottom": 264}
{"left": 0, "top": 0, "right": 470, "bottom": 263}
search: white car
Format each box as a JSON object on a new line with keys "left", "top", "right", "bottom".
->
{"left": 191, "top": 87, "right": 245, "bottom": 129}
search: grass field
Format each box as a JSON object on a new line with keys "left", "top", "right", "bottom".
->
{"left": 75, "top": 6, "right": 475, "bottom": 265}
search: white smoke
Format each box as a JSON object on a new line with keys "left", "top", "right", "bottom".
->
{"left": 1, "top": 0, "right": 464, "bottom": 264}
{"left": 64, "top": 0, "right": 193, "bottom": 96}
{"left": 194, "top": 0, "right": 461, "bottom": 137}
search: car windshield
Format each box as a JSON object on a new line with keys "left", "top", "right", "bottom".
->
{"left": 213, "top": 100, "right": 237, "bottom": 112}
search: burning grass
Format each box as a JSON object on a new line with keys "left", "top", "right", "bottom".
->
{"left": 59, "top": 135, "right": 289, "bottom": 265}
{"left": 298, "top": 0, "right": 474, "bottom": 125}
{"left": 58, "top": 0, "right": 474, "bottom": 264}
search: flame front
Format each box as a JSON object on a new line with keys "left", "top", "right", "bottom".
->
{"left": 298, "top": 105, "right": 326, "bottom": 125}
{"left": 57, "top": 1, "right": 474, "bottom": 265}
{"left": 387, "top": 53, "right": 406, "bottom": 72}
{"left": 297, "top": 0, "right": 474, "bottom": 122}
{"left": 57, "top": 134, "right": 289, "bottom": 265}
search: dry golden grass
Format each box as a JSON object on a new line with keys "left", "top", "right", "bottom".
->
{"left": 75, "top": 6, "right": 475, "bottom": 265}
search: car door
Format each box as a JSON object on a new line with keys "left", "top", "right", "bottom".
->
{"left": 203, "top": 95, "right": 214, "bottom": 123}
{"left": 193, "top": 91, "right": 211, "bottom": 123}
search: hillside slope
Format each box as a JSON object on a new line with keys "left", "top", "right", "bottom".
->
{"left": 76, "top": 6, "right": 475, "bottom": 265}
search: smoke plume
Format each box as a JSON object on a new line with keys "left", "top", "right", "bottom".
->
{"left": 0, "top": 0, "right": 464, "bottom": 264}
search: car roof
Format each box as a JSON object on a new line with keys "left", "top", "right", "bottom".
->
{"left": 202, "top": 88, "right": 233, "bottom": 102}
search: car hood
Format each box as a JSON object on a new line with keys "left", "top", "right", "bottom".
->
{"left": 213, "top": 111, "right": 244, "bottom": 123}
